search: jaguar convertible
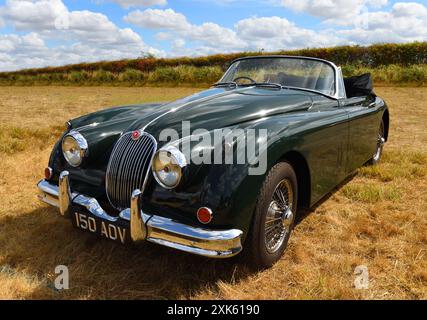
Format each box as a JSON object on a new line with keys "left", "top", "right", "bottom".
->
{"left": 37, "top": 56, "right": 389, "bottom": 268}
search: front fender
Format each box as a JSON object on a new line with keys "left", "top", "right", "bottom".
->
{"left": 144, "top": 114, "right": 309, "bottom": 239}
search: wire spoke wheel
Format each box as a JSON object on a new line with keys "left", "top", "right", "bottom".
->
{"left": 373, "top": 120, "right": 385, "bottom": 162}
{"left": 264, "top": 179, "right": 294, "bottom": 254}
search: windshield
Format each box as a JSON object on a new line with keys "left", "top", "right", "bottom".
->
{"left": 220, "top": 57, "right": 336, "bottom": 96}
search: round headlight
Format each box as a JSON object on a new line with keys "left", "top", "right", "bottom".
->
{"left": 62, "top": 131, "right": 88, "bottom": 167}
{"left": 152, "top": 146, "right": 187, "bottom": 189}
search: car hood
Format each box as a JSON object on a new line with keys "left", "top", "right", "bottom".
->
{"left": 74, "top": 86, "right": 313, "bottom": 149}
{"left": 134, "top": 87, "right": 312, "bottom": 140}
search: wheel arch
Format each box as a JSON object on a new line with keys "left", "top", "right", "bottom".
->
{"left": 382, "top": 108, "right": 390, "bottom": 142}
{"left": 278, "top": 151, "right": 311, "bottom": 209}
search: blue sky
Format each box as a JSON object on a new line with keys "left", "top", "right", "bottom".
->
{"left": 0, "top": 0, "right": 426, "bottom": 71}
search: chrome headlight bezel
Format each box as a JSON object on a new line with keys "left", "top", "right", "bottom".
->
{"left": 151, "top": 146, "right": 187, "bottom": 189}
{"left": 62, "top": 130, "right": 88, "bottom": 167}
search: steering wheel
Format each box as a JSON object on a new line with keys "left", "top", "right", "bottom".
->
{"left": 233, "top": 76, "right": 256, "bottom": 84}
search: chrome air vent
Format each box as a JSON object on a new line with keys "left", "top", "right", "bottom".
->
{"left": 106, "top": 131, "right": 157, "bottom": 210}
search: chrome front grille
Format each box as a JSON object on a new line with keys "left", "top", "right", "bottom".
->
{"left": 106, "top": 131, "right": 157, "bottom": 210}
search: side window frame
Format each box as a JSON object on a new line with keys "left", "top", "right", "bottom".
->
{"left": 336, "top": 67, "right": 347, "bottom": 99}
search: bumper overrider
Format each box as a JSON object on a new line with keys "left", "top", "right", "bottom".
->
{"left": 37, "top": 171, "right": 243, "bottom": 258}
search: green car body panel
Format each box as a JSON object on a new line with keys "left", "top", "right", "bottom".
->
{"left": 46, "top": 84, "right": 388, "bottom": 243}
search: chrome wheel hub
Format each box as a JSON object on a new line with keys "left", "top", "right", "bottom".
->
{"left": 264, "top": 179, "right": 294, "bottom": 254}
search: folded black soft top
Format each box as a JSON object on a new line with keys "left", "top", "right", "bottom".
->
{"left": 344, "top": 73, "right": 374, "bottom": 98}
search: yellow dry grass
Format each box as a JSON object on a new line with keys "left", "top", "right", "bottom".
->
{"left": 0, "top": 86, "right": 425, "bottom": 300}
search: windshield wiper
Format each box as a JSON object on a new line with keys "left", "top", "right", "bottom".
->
{"left": 213, "top": 81, "right": 238, "bottom": 88}
{"left": 252, "top": 82, "right": 283, "bottom": 89}
{"left": 237, "top": 82, "right": 283, "bottom": 90}
{"left": 214, "top": 82, "right": 283, "bottom": 90}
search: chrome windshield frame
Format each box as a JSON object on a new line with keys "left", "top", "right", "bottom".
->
{"left": 220, "top": 55, "right": 345, "bottom": 100}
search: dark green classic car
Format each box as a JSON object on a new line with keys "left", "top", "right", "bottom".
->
{"left": 37, "top": 56, "right": 389, "bottom": 268}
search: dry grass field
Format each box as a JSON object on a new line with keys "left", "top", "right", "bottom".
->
{"left": 0, "top": 86, "right": 426, "bottom": 300}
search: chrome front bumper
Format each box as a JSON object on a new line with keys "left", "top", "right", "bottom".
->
{"left": 37, "top": 171, "right": 243, "bottom": 258}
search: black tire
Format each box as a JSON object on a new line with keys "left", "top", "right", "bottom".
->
{"left": 369, "top": 119, "right": 385, "bottom": 165}
{"left": 244, "top": 162, "right": 298, "bottom": 269}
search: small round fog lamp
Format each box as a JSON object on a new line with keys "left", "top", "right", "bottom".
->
{"left": 44, "top": 167, "right": 53, "bottom": 180}
{"left": 197, "top": 207, "right": 213, "bottom": 224}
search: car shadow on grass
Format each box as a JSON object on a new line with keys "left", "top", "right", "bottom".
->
{"left": 0, "top": 206, "right": 253, "bottom": 299}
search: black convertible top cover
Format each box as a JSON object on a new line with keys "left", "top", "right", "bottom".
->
{"left": 344, "top": 73, "right": 374, "bottom": 97}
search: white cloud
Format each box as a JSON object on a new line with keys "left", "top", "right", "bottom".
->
{"left": 171, "top": 38, "right": 185, "bottom": 50}
{"left": 392, "top": 1, "right": 427, "bottom": 18}
{"left": 125, "top": 8, "right": 189, "bottom": 30}
{"left": 110, "top": 0, "right": 167, "bottom": 8}
{"left": 235, "top": 16, "right": 341, "bottom": 50}
{"left": 0, "top": 0, "right": 163, "bottom": 71}
{"left": 124, "top": 3, "right": 427, "bottom": 57}
{"left": 0, "top": 32, "right": 51, "bottom": 71}
{"left": 275, "top": 0, "right": 427, "bottom": 43}
{"left": 1, "top": 0, "right": 427, "bottom": 71}
{"left": 125, "top": 9, "right": 340, "bottom": 53}
{"left": 1, "top": 0, "right": 145, "bottom": 47}
{"left": 0, "top": 32, "right": 164, "bottom": 71}
{"left": 281, "top": 0, "right": 389, "bottom": 22}
{"left": 188, "top": 22, "right": 246, "bottom": 49}
{"left": 338, "top": 2, "right": 427, "bottom": 44}
{"left": 155, "top": 31, "right": 172, "bottom": 41}
{"left": 0, "top": 33, "right": 45, "bottom": 53}
{"left": 1, "top": 0, "right": 68, "bottom": 31}
{"left": 125, "top": 8, "right": 246, "bottom": 52}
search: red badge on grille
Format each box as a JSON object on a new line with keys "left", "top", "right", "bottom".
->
{"left": 132, "top": 130, "right": 141, "bottom": 140}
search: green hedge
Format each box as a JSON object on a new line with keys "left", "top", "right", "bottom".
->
{"left": 1, "top": 42, "right": 426, "bottom": 86}
{"left": 0, "top": 66, "right": 225, "bottom": 86}
{"left": 1, "top": 64, "right": 426, "bottom": 86}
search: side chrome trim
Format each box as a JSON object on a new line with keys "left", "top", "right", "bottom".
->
{"left": 37, "top": 176, "right": 243, "bottom": 258}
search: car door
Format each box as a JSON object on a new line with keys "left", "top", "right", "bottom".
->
{"left": 339, "top": 96, "right": 382, "bottom": 174}
{"left": 304, "top": 95, "right": 349, "bottom": 205}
